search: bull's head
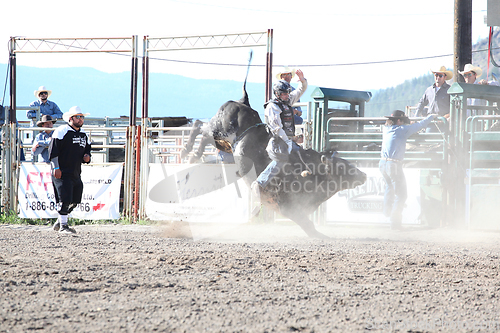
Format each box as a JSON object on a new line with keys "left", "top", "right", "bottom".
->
{"left": 300, "top": 151, "right": 366, "bottom": 193}
{"left": 321, "top": 152, "right": 366, "bottom": 192}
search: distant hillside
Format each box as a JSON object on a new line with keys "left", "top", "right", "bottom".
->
{"left": 366, "top": 30, "right": 500, "bottom": 117}
{"left": 1, "top": 31, "right": 498, "bottom": 121}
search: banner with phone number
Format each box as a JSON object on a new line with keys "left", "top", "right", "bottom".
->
{"left": 17, "top": 163, "right": 123, "bottom": 220}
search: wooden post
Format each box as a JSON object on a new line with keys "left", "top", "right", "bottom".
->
{"left": 265, "top": 29, "right": 273, "bottom": 102}
{"left": 454, "top": 0, "right": 472, "bottom": 82}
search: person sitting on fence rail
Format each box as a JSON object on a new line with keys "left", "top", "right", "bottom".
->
{"left": 32, "top": 115, "right": 56, "bottom": 163}
{"left": 379, "top": 110, "right": 438, "bottom": 230}
{"left": 27, "top": 86, "right": 63, "bottom": 126}
{"left": 415, "top": 66, "right": 453, "bottom": 133}
{"left": 49, "top": 106, "right": 91, "bottom": 235}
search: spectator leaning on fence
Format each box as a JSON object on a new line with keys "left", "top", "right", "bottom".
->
{"left": 49, "top": 106, "right": 91, "bottom": 235}
{"left": 415, "top": 66, "right": 453, "bottom": 133}
{"left": 32, "top": 115, "right": 56, "bottom": 163}
{"left": 459, "top": 64, "right": 500, "bottom": 117}
{"left": 27, "top": 86, "right": 63, "bottom": 126}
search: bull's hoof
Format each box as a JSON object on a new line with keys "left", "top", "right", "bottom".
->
{"left": 180, "top": 149, "right": 188, "bottom": 159}
{"left": 252, "top": 182, "right": 279, "bottom": 212}
{"left": 251, "top": 181, "right": 262, "bottom": 216}
{"left": 306, "top": 229, "right": 330, "bottom": 240}
{"left": 188, "top": 155, "right": 201, "bottom": 163}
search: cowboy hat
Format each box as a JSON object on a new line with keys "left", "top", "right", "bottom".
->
{"left": 63, "top": 106, "right": 90, "bottom": 123}
{"left": 275, "top": 66, "right": 296, "bottom": 80}
{"left": 385, "top": 110, "right": 410, "bottom": 124}
{"left": 430, "top": 66, "right": 453, "bottom": 80}
{"left": 459, "top": 63, "right": 482, "bottom": 78}
{"left": 36, "top": 115, "right": 57, "bottom": 127}
{"left": 34, "top": 86, "right": 52, "bottom": 98}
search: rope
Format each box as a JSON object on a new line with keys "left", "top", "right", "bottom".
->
{"left": 1, "top": 57, "right": 9, "bottom": 108}
{"left": 489, "top": 27, "right": 500, "bottom": 69}
{"left": 232, "top": 122, "right": 267, "bottom": 149}
{"left": 296, "top": 149, "right": 313, "bottom": 174}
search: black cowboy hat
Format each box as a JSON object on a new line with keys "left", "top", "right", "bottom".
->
{"left": 384, "top": 110, "right": 410, "bottom": 124}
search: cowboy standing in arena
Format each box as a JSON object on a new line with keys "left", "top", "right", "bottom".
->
{"left": 49, "top": 106, "right": 91, "bottom": 234}
{"left": 379, "top": 110, "right": 437, "bottom": 230}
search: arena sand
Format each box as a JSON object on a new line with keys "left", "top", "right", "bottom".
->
{"left": 1, "top": 222, "right": 499, "bottom": 332}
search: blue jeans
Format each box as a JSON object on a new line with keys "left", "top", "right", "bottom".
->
{"left": 256, "top": 160, "right": 286, "bottom": 188}
{"left": 379, "top": 159, "right": 407, "bottom": 227}
{"left": 256, "top": 141, "right": 300, "bottom": 188}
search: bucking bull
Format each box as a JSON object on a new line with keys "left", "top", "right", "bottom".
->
{"left": 181, "top": 64, "right": 366, "bottom": 239}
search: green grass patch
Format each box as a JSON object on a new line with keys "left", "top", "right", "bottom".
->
{"left": 0, "top": 211, "right": 152, "bottom": 226}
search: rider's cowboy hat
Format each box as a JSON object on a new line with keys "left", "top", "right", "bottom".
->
{"left": 459, "top": 64, "right": 482, "bottom": 78}
{"left": 275, "top": 66, "right": 296, "bottom": 80}
{"left": 34, "top": 86, "right": 52, "bottom": 98}
{"left": 63, "top": 106, "right": 90, "bottom": 123}
{"left": 36, "top": 115, "right": 57, "bottom": 127}
{"left": 431, "top": 66, "right": 453, "bottom": 80}
{"left": 385, "top": 110, "right": 410, "bottom": 124}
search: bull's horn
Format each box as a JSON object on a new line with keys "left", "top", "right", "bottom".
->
{"left": 301, "top": 170, "right": 311, "bottom": 177}
{"left": 321, "top": 155, "right": 327, "bottom": 164}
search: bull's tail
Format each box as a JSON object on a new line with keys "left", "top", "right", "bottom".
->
{"left": 238, "top": 50, "right": 253, "bottom": 107}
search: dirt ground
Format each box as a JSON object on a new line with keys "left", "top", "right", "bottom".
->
{"left": 1, "top": 222, "right": 500, "bottom": 332}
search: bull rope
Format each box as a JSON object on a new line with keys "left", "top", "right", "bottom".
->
{"left": 232, "top": 122, "right": 267, "bottom": 149}
{"left": 296, "top": 149, "right": 313, "bottom": 175}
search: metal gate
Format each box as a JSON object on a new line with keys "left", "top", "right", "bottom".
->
{"left": 311, "top": 83, "right": 500, "bottom": 229}
{"left": 3, "top": 36, "right": 138, "bottom": 216}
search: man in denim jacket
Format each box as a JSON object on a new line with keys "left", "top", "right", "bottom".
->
{"left": 379, "top": 110, "right": 437, "bottom": 229}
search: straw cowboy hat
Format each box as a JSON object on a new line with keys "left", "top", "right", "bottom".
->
{"left": 36, "top": 115, "right": 57, "bottom": 127}
{"left": 34, "top": 86, "right": 52, "bottom": 98}
{"left": 275, "top": 66, "right": 296, "bottom": 80}
{"left": 63, "top": 106, "right": 90, "bottom": 123}
{"left": 459, "top": 63, "right": 483, "bottom": 78}
{"left": 385, "top": 110, "right": 410, "bottom": 124}
{"left": 431, "top": 66, "right": 453, "bottom": 80}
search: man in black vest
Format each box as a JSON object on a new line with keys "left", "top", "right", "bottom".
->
{"left": 251, "top": 70, "right": 307, "bottom": 210}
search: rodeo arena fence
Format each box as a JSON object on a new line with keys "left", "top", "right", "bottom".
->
{"left": 2, "top": 34, "right": 500, "bottom": 230}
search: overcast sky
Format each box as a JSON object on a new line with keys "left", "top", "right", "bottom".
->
{"left": 0, "top": 0, "right": 493, "bottom": 92}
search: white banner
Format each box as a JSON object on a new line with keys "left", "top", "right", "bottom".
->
{"left": 326, "top": 168, "right": 422, "bottom": 225}
{"left": 145, "top": 165, "right": 424, "bottom": 226}
{"left": 18, "top": 163, "right": 123, "bottom": 220}
{"left": 146, "top": 163, "right": 252, "bottom": 224}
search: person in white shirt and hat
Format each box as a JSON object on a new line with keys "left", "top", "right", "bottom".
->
{"left": 459, "top": 63, "right": 499, "bottom": 86}
{"left": 49, "top": 106, "right": 91, "bottom": 235}
{"left": 459, "top": 64, "right": 500, "bottom": 117}
{"left": 27, "top": 86, "right": 63, "bottom": 126}
{"left": 275, "top": 66, "right": 304, "bottom": 126}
